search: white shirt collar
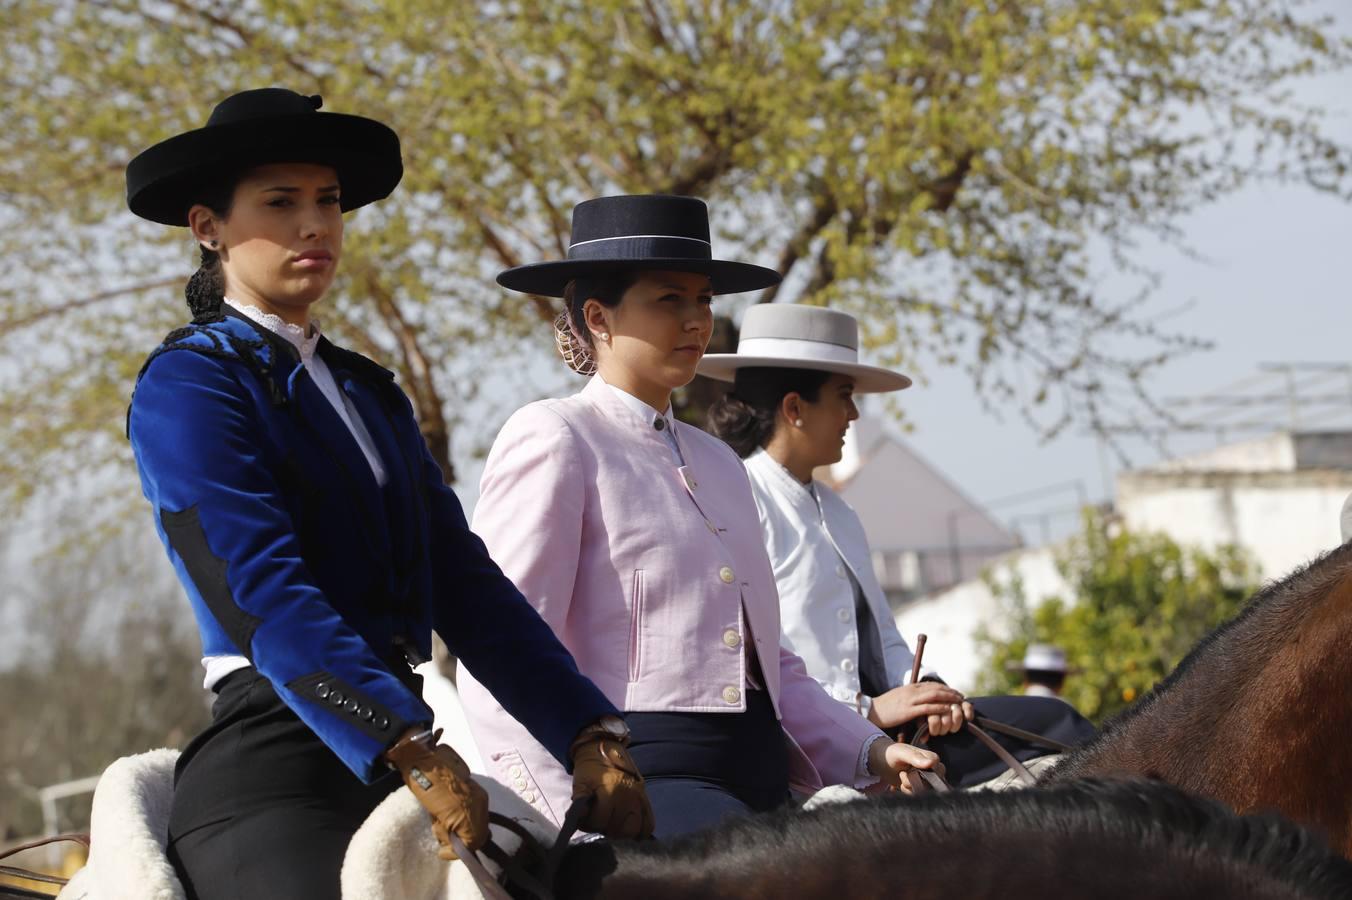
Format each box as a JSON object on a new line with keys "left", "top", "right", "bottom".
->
{"left": 597, "top": 374, "right": 673, "bottom": 430}
{"left": 225, "top": 297, "right": 321, "bottom": 360}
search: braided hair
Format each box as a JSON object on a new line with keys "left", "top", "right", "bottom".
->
{"left": 184, "top": 172, "right": 241, "bottom": 320}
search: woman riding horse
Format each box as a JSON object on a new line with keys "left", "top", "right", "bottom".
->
{"left": 702, "top": 304, "right": 1095, "bottom": 785}
{"left": 124, "top": 88, "right": 650, "bottom": 899}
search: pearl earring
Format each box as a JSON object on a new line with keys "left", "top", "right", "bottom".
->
{"left": 794, "top": 419, "right": 804, "bottom": 427}
{"left": 600, "top": 332, "right": 610, "bottom": 341}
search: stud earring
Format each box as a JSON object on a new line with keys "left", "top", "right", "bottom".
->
{"left": 794, "top": 419, "right": 804, "bottom": 427}
{"left": 600, "top": 332, "right": 610, "bottom": 341}
{"left": 208, "top": 240, "right": 219, "bottom": 249}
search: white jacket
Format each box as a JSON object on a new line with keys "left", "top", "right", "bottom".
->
{"left": 744, "top": 449, "right": 929, "bottom": 714}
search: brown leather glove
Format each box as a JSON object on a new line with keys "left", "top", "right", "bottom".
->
{"left": 569, "top": 728, "right": 655, "bottom": 840}
{"left": 385, "top": 727, "right": 489, "bottom": 861}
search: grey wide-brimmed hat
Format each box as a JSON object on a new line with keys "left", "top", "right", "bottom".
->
{"left": 1005, "top": 644, "right": 1080, "bottom": 674}
{"left": 697, "top": 304, "right": 911, "bottom": 393}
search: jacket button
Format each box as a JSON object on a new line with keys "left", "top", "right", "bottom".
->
{"left": 837, "top": 608, "right": 851, "bottom": 622}
{"left": 719, "top": 566, "right": 735, "bottom": 584}
{"left": 509, "top": 765, "right": 523, "bottom": 779}
{"left": 344, "top": 698, "right": 360, "bottom": 714}
{"left": 842, "top": 659, "right": 856, "bottom": 673}
{"left": 376, "top": 716, "right": 390, "bottom": 730}
{"left": 722, "top": 686, "right": 741, "bottom": 704}
{"left": 524, "top": 792, "right": 537, "bottom": 804}
{"left": 315, "top": 683, "right": 331, "bottom": 699}
{"left": 330, "top": 691, "right": 346, "bottom": 706}
{"left": 360, "top": 706, "right": 374, "bottom": 721}
{"left": 514, "top": 778, "right": 528, "bottom": 790}
{"left": 722, "top": 629, "right": 740, "bottom": 648}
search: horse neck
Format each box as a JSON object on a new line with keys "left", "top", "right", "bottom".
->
{"left": 1054, "top": 564, "right": 1352, "bottom": 795}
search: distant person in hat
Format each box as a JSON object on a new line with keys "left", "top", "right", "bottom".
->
{"left": 125, "top": 89, "right": 649, "bottom": 899}
{"left": 1011, "top": 644, "right": 1076, "bottom": 700}
{"left": 462, "top": 195, "right": 940, "bottom": 839}
{"left": 703, "top": 305, "right": 1096, "bottom": 786}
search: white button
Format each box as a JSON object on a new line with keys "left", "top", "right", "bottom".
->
{"left": 837, "top": 608, "right": 850, "bottom": 622}
{"left": 524, "top": 792, "right": 537, "bottom": 804}
{"left": 722, "top": 629, "right": 740, "bottom": 648}
{"left": 509, "top": 765, "right": 523, "bottom": 778}
{"left": 835, "top": 563, "right": 847, "bottom": 578}
{"left": 719, "top": 566, "right": 735, "bottom": 584}
{"left": 514, "top": 778, "right": 528, "bottom": 790}
{"left": 842, "top": 659, "right": 856, "bottom": 673}
{"left": 722, "top": 686, "right": 741, "bottom": 704}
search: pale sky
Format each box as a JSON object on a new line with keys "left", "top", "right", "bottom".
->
{"left": 879, "top": 0, "right": 1352, "bottom": 540}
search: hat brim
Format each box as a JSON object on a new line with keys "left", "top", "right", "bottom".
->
{"left": 127, "top": 113, "right": 402, "bottom": 226}
{"left": 496, "top": 258, "right": 781, "bottom": 298}
{"left": 1005, "top": 661, "right": 1082, "bottom": 674}
{"left": 697, "top": 353, "right": 912, "bottom": 394}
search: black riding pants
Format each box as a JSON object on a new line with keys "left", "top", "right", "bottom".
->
{"left": 167, "top": 669, "right": 403, "bottom": 900}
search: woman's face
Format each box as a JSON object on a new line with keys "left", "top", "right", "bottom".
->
{"left": 586, "top": 270, "right": 715, "bottom": 397}
{"left": 189, "top": 162, "right": 343, "bottom": 316}
{"left": 796, "top": 373, "right": 860, "bottom": 467}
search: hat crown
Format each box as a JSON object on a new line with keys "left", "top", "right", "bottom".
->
{"left": 1022, "top": 644, "right": 1069, "bottom": 672}
{"left": 738, "top": 304, "right": 859, "bottom": 352}
{"left": 205, "top": 88, "right": 323, "bottom": 128}
{"left": 567, "top": 195, "right": 713, "bottom": 261}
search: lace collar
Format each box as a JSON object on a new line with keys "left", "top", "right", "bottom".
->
{"left": 224, "top": 297, "right": 321, "bottom": 360}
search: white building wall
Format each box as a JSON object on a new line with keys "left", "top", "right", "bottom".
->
{"left": 893, "top": 546, "right": 1067, "bottom": 693}
{"left": 1117, "top": 472, "right": 1352, "bottom": 581}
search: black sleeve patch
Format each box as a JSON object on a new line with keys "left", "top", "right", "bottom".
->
{"left": 160, "top": 505, "right": 262, "bottom": 659}
{"left": 287, "top": 671, "right": 416, "bottom": 744}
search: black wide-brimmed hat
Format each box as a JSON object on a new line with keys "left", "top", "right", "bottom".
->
{"left": 496, "top": 194, "right": 781, "bottom": 297}
{"left": 126, "top": 88, "right": 403, "bottom": 226}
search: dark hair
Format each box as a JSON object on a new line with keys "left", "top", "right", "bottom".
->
{"left": 184, "top": 173, "right": 242, "bottom": 319}
{"left": 1024, "top": 670, "right": 1067, "bottom": 692}
{"left": 708, "top": 366, "right": 832, "bottom": 458}
{"left": 562, "top": 270, "right": 639, "bottom": 348}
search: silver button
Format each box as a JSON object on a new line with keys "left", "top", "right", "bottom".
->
{"left": 719, "top": 566, "right": 735, "bottom": 584}
{"left": 722, "top": 629, "right": 740, "bottom": 648}
{"left": 722, "top": 686, "right": 741, "bottom": 704}
{"left": 842, "top": 659, "right": 856, "bottom": 673}
{"left": 837, "top": 608, "right": 850, "bottom": 622}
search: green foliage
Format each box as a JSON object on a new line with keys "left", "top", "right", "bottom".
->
{"left": 0, "top": 0, "right": 1350, "bottom": 513}
{"left": 975, "top": 510, "right": 1258, "bottom": 723}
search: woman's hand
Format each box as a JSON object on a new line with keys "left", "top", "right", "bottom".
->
{"left": 384, "top": 727, "right": 490, "bottom": 860}
{"left": 867, "top": 738, "right": 943, "bottom": 793}
{"left": 570, "top": 727, "right": 655, "bottom": 839}
{"left": 866, "top": 682, "right": 975, "bottom": 736}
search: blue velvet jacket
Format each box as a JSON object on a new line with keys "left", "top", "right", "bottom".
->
{"left": 128, "top": 306, "right": 615, "bottom": 782}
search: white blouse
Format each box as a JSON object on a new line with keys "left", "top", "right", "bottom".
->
{"left": 744, "top": 449, "right": 933, "bottom": 716}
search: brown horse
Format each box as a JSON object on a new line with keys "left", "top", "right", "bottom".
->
{"left": 553, "top": 778, "right": 1352, "bottom": 899}
{"left": 1046, "top": 540, "right": 1352, "bottom": 856}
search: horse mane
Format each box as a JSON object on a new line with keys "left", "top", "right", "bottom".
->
{"left": 1051, "top": 539, "right": 1352, "bottom": 780}
{"left": 555, "top": 779, "right": 1352, "bottom": 898}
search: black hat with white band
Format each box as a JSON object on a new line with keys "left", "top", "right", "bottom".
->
{"left": 496, "top": 194, "right": 781, "bottom": 297}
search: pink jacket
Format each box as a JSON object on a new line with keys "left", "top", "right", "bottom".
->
{"left": 459, "top": 377, "right": 883, "bottom": 826}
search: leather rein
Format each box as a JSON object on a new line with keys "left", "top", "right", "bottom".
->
{"left": 901, "top": 634, "right": 1073, "bottom": 795}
